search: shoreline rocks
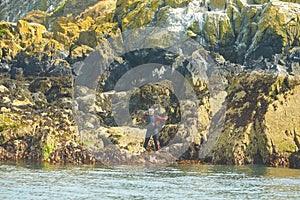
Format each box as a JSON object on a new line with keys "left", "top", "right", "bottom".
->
{"left": 0, "top": 0, "right": 300, "bottom": 168}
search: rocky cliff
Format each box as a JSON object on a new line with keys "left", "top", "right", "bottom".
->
{"left": 0, "top": 0, "right": 65, "bottom": 22}
{"left": 0, "top": 0, "right": 300, "bottom": 167}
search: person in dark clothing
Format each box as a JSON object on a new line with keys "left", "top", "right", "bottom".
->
{"left": 143, "top": 108, "right": 168, "bottom": 151}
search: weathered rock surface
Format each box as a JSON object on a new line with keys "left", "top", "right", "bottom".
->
{"left": 113, "top": 0, "right": 300, "bottom": 64}
{"left": 0, "top": 0, "right": 300, "bottom": 168}
{"left": 0, "top": 76, "right": 97, "bottom": 164}
{"left": 205, "top": 72, "right": 300, "bottom": 167}
{"left": 1, "top": 0, "right": 299, "bottom": 68}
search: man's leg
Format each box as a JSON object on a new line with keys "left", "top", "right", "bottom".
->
{"left": 153, "top": 134, "right": 159, "bottom": 151}
{"left": 143, "top": 137, "right": 150, "bottom": 149}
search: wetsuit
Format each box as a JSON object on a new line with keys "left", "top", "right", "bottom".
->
{"left": 143, "top": 113, "right": 167, "bottom": 151}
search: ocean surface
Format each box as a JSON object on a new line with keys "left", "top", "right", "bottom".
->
{"left": 1, "top": 162, "right": 300, "bottom": 199}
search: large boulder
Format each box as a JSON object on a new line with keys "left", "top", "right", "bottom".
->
{"left": 206, "top": 73, "right": 300, "bottom": 166}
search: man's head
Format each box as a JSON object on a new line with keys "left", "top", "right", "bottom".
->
{"left": 148, "top": 108, "right": 154, "bottom": 115}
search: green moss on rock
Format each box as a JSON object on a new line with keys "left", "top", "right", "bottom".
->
{"left": 205, "top": 13, "right": 235, "bottom": 47}
{"left": 246, "top": 1, "right": 300, "bottom": 61}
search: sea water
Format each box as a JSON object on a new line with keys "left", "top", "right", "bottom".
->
{"left": 0, "top": 162, "right": 300, "bottom": 199}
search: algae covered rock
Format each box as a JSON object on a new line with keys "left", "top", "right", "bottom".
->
{"left": 204, "top": 13, "right": 235, "bottom": 47}
{"left": 207, "top": 73, "right": 300, "bottom": 166}
{"left": 244, "top": 1, "right": 300, "bottom": 62}
{"left": 115, "top": 0, "right": 164, "bottom": 30}
{"left": 0, "top": 22, "right": 22, "bottom": 60}
{"left": 187, "top": 0, "right": 300, "bottom": 64}
{"left": 107, "top": 126, "right": 145, "bottom": 154}
{"left": 264, "top": 78, "right": 300, "bottom": 154}
{"left": 209, "top": 0, "right": 227, "bottom": 10}
{"left": 0, "top": 75, "right": 94, "bottom": 164}
{"left": 17, "top": 20, "right": 46, "bottom": 48}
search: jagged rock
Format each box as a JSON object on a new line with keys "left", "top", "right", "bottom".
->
{"left": 0, "top": 69, "right": 79, "bottom": 163}
{"left": 1, "top": 0, "right": 300, "bottom": 67}
{"left": 78, "top": 1, "right": 116, "bottom": 21}
{"left": 204, "top": 12, "right": 235, "bottom": 46}
{"left": 52, "top": 17, "right": 80, "bottom": 47}
{"left": 32, "top": 92, "right": 47, "bottom": 105}
{"left": 281, "top": 0, "right": 300, "bottom": 3}
{"left": 107, "top": 126, "right": 145, "bottom": 153}
{"left": 244, "top": 1, "right": 300, "bottom": 62}
{"left": 289, "top": 47, "right": 300, "bottom": 62}
{"left": 69, "top": 45, "right": 94, "bottom": 63}
{"left": 0, "top": 22, "right": 21, "bottom": 60}
{"left": 115, "top": 0, "right": 165, "bottom": 30}
{"left": 17, "top": 20, "right": 46, "bottom": 47}
{"left": 12, "top": 52, "right": 50, "bottom": 76}
{"left": 268, "top": 152, "right": 290, "bottom": 167}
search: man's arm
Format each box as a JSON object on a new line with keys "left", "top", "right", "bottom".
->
{"left": 155, "top": 116, "right": 168, "bottom": 124}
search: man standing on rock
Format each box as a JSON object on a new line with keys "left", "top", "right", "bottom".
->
{"left": 143, "top": 108, "right": 168, "bottom": 151}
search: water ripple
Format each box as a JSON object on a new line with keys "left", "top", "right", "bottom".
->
{"left": 0, "top": 163, "right": 300, "bottom": 199}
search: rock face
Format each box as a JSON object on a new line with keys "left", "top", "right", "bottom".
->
{"left": 1, "top": 0, "right": 299, "bottom": 68}
{"left": 0, "top": 76, "right": 97, "bottom": 164}
{"left": 0, "top": 0, "right": 300, "bottom": 167}
{"left": 204, "top": 73, "right": 300, "bottom": 167}
{"left": 114, "top": 0, "right": 300, "bottom": 64}
{"left": 71, "top": 29, "right": 223, "bottom": 163}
